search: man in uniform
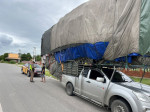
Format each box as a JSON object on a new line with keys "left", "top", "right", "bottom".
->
{"left": 30, "top": 61, "right": 35, "bottom": 82}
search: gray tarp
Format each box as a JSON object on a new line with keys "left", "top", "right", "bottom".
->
{"left": 49, "top": 0, "right": 141, "bottom": 60}
{"left": 42, "top": 0, "right": 144, "bottom": 60}
{"left": 41, "top": 27, "right": 52, "bottom": 56}
{"left": 140, "top": 0, "right": 150, "bottom": 55}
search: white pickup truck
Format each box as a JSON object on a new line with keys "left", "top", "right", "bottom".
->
{"left": 61, "top": 67, "right": 150, "bottom": 112}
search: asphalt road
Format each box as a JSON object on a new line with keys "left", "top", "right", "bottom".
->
{"left": 0, "top": 63, "right": 110, "bottom": 112}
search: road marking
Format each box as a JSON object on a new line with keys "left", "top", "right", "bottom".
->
{"left": 0, "top": 103, "right": 3, "bottom": 112}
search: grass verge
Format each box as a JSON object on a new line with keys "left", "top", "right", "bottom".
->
{"left": 130, "top": 77, "right": 150, "bottom": 85}
{"left": 45, "top": 69, "right": 57, "bottom": 79}
{"left": 16, "top": 63, "right": 24, "bottom": 68}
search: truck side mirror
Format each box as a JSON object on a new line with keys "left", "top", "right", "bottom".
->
{"left": 96, "top": 77, "right": 104, "bottom": 83}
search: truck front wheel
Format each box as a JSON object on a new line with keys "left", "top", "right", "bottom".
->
{"left": 111, "top": 99, "right": 132, "bottom": 112}
{"left": 66, "top": 83, "right": 74, "bottom": 96}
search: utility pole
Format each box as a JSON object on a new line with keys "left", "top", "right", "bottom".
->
{"left": 33, "top": 49, "right": 34, "bottom": 61}
{"left": 18, "top": 49, "right": 21, "bottom": 63}
{"left": 33, "top": 47, "right": 36, "bottom": 62}
{"left": 35, "top": 47, "right": 36, "bottom": 61}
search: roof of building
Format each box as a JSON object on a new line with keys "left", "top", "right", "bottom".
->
{"left": 6, "top": 53, "right": 20, "bottom": 60}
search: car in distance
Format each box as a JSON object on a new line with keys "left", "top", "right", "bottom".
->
{"left": 21, "top": 63, "right": 42, "bottom": 77}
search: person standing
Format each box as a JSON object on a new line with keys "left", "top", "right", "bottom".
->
{"left": 41, "top": 63, "right": 46, "bottom": 82}
{"left": 30, "top": 61, "right": 35, "bottom": 82}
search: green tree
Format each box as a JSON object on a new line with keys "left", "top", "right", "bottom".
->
{"left": 21, "top": 53, "right": 32, "bottom": 61}
{"left": 26, "top": 53, "right": 32, "bottom": 61}
{"left": 0, "top": 55, "right": 4, "bottom": 61}
{"left": 3, "top": 53, "right": 8, "bottom": 61}
{"left": 36, "top": 55, "right": 41, "bottom": 61}
{"left": 21, "top": 54, "right": 27, "bottom": 61}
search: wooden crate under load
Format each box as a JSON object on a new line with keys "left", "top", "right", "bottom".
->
{"left": 62, "top": 61, "right": 94, "bottom": 77}
{"left": 63, "top": 61, "right": 78, "bottom": 76}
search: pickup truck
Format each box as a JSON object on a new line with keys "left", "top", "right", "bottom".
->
{"left": 61, "top": 67, "right": 150, "bottom": 112}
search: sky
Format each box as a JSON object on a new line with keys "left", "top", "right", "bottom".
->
{"left": 0, "top": 0, "right": 88, "bottom": 56}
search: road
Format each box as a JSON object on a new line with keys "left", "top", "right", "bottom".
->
{"left": 0, "top": 63, "right": 110, "bottom": 112}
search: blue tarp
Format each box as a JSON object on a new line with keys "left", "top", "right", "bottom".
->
{"left": 115, "top": 53, "right": 150, "bottom": 63}
{"left": 55, "top": 42, "right": 109, "bottom": 63}
{"left": 114, "top": 53, "right": 140, "bottom": 63}
{"left": 55, "top": 42, "right": 145, "bottom": 63}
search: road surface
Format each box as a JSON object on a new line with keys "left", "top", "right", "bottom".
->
{"left": 0, "top": 63, "right": 110, "bottom": 112}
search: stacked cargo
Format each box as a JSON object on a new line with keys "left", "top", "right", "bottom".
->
{"left": 41, "top": 0, "right": 150, "bottom": 76}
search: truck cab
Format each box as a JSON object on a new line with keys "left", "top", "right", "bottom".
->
{"left": 61, "top": 67, "right": 150, "bottom": 112}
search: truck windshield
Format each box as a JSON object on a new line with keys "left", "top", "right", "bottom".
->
{"left": 102, "top": 68, "right": 133, "bottom": 83}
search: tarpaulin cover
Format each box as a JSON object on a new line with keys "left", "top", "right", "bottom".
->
{"left": 55, "top": 42, "right": 109, "bottom": 63}
{"left": 140, "top": 0, "right": 150, "bottom": 55}
{"left": 41, "top": 0, "right": 150, "bottom": 62}
{"left": 50, "top": 0, "right": 141, "bottom": 60}
{"left": 115, "top": 53, "right": 140, "bottom": 63}
{"left": 41, "top": 27, "right": 52, "bottom": 56}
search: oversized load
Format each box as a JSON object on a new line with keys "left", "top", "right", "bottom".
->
{"left": 41, "top": 0, "right": 150, "bottom": 63}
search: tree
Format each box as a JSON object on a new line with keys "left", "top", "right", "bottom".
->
{"left": 0, "top": 55, "right": 4, "bottom": 61}
{"left": 26, "top": 53, "right": 32, "bottom": 61}
{"left": 21, "top": 54, "right": 27, "bottom": 61}
{"left": 3, "top": 53, "right": 8, "bottom": 61}
{"left": 36, "top": 55, "right": 41, "bottom": 61}
{"left": 21, "top": 53, "right": 32, "bottom": 61}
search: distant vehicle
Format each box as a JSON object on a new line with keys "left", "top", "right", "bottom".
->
{"left": 21, "top": 63, "right": 42, "bottom": 77}
{"left": 61, "top": 67, "right": 150, "bottom": 112}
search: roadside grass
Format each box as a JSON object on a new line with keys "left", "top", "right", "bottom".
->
{"left": 0, "top": 60, "right": 24, "bottom": 66}
{"left": 0, "top": 60, "right": 10, "bottom": 64}
{"left": 16, "top": 63, "right": 24, "bottom": 68}
{"left": 130, "top": 77, "right": 150, "bottom": 85}
{"left": 18, "top": 62, "right": 24, "bottom": 65}
{"left": 45, "top": 69, "right": 57, "bottom": 79}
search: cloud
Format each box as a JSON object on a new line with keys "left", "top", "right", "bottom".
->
{"left": 0, "top": 0, "right": 89, "bottom": 55}
{"left": 0, "top": 32, "right": 31, "bottom": 46}
{"left": 0, "top": 32, "right": 38, "bottom": 55}
{"left": 0, "top": 35, "right": 13, "bottom": 46}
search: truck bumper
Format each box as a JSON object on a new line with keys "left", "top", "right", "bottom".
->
{"left": 136, "top": 101, "right": 150, "bottom": 112}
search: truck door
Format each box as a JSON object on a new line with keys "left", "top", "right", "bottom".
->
{"left": 85, "top": 69, "right": 108, "bottom": 103}
{"left": 79, "top": 68, "right": 90, "bottom": 96}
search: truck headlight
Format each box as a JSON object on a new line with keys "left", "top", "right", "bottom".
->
{"left": 133, "top": 91, "right": 150, "bottom": 103}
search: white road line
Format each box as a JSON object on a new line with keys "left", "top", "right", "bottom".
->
{"left": 0, "top": 104, "right": 3, "bottom": 112}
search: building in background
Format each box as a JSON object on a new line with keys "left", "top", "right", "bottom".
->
{"left": 5, "top": 53, "right": 20, "bottom": 62}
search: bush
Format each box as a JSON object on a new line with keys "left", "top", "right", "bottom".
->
{"left": 9, "top": 60, "right": 16, "bottom": 64}
{"left": 0, "top": 60, "right": 9, "bottom": 63}
{"left": 0, "top": 60, "right": 4, "bottom": 63}
{"left": 18, "top": 62, "right": 24, "bottom": 65}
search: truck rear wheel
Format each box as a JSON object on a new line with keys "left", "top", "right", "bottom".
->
{"left": 111, "top": 99, "right": 132, "bottom": 112}
{"left": 66, "top": 83, "right": 74, "bottom": 96}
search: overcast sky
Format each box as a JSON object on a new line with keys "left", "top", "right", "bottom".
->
{"left": 0, "top": 0, "right": 88, "bottom": 56}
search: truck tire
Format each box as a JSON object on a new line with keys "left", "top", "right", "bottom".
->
{"left": 66, "top": 83, "right": 74, "bottom": 96}
{"left": 111, "top": 99, "right": 132, "bottom": 112}
{"left": 27, "top": 71, "right": 30, "bottom": 77}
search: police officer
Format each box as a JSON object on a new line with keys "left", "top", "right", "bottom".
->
{"left": 30, "top": 61, "right": 35, "bottom": 82}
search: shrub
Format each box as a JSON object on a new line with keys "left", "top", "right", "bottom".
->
{"left": 0, "top": 60, "right": 4, "bottom": 63}
{"left": 9, "top": 60, "right": 16, "bottom": 64}
{"left": 18, "top": 62, "right": 24, "bottom": 65}
{"left": 0, "top": 60, "right": 9, "bottom": 63}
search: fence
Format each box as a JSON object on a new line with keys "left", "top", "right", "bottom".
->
{"left": 121, "top": 68, "right": 150, "bottom": 78}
